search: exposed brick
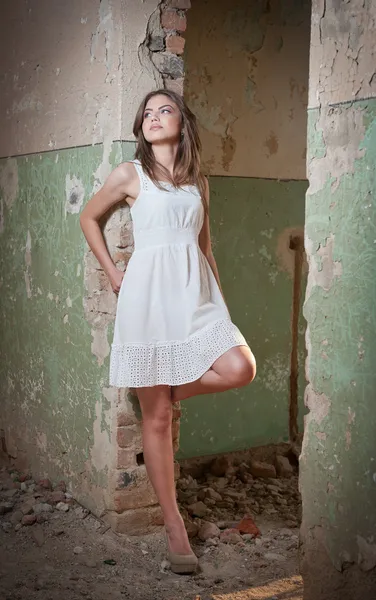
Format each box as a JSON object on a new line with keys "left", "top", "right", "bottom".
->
{"left": 117, "top": 409, "right": 138, "bottom": 427}
{"left": 171, "top": 420, "right": 180, "bottom": 441}
{"left": 116, "top": 425, "right": 142, "bottom": 450}
{"left": 165, "top": 0, "right": 191, "bottom": 9}
{"left": 105, "top": 505, "right": 163, "bottom": 535}
{"left": 161, "top": 9, "right": 187, "bottom": 32}
{"left": 152, "top": 52, "right": 184, "bottom": 78}
{"left": 113, "top": 467, "right": 157, "bottom": 511}
{"left": 166, "top": 34, "right": 185, "bottom": 55}
{"left": 118, "top": 224, "right": 134, "bottom": 249}
{"left": 173, "top": 438, "right": 180, "bottom": 454}
{"left": 117, "top": 448, "right": 137, "bottom": 469}
{"left": 148, "top": 35, "right": 165, "bottom": 52}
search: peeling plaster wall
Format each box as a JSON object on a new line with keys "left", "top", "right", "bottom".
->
{"left": 0, "top": 0, "right": 161, "bottom": 516}
{"left": 179, "top": 0, "right": 310, "bottom": 457}
{"left": 184, "top": 0, "right": 310, "bottom": 179}
{"left": 301, "top": 0, "right": 376, "bottom": 597}
{"left": 0, "top": 0, "right": 123, "bottom": 156}
{"left": 0, "top": 0, "right": 162, "bottom": 157}
{"left": 0, "top": 147, "right": 118, "bottom": 513}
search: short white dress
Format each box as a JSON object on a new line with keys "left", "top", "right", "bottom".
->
{"left": 109, "top": 160, "right": 249, "bottom": 388}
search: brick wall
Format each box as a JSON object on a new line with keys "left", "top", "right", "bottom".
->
{"left": 148, "top": 0, "right": 191, "bottom": 96}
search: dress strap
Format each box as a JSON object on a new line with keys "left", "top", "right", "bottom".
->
{"left": 131, "top": 160, "right": 150, "bottom": 192}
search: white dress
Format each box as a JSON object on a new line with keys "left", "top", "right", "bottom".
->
{"left": 109, "top": 160, "right": 249, "bottom": 388}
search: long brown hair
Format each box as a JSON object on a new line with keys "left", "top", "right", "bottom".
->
{"left": 133, "top": 89, "right": 207, "bottom": 209}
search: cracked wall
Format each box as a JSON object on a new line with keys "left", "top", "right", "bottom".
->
{"left": 184, "top": 0, "right": 311, "bottom": 179}
{"left": 0, "top": 0, "right": 162, "bottom": 522}
{"left": 178, "top": 0, "right": 310, "bottom": 458}
{"left": 301, "top": 0, "right": 376, "bottom": 597}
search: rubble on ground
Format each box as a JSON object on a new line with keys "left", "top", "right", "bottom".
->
{"left": 178, "top": 451, "right": 301, "bottom": 541}
{"left": 0, "top": 453, "right": 302, "bottom": 600}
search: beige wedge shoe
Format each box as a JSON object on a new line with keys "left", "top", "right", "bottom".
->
{"left": 168, "top": 549, "right": 198, "bottom": 574}
{"left": 165, "top": 533, "right": 198, "bottom": 574}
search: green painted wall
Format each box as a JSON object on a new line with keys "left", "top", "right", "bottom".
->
{"left": 178, "top": 177, "right": 307, "bottom": 458}
{"left": 301, "top": 100, "right": 376, "bottom": 590}
{"left": 0, "top": 141, "right": 134, "bottom": 512}
{"left": 0, "top": 141, "right": 307, "bottom": 468}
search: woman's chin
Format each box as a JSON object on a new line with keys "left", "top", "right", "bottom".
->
{"left": 145, "top": 132, "right": 180, "bottom": 145}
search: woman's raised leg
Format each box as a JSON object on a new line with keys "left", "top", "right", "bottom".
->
{"left": 137, "top": 385, "right": 193, "bottom": 557}
{"left": 172, "top": 345, "right": 256, "bottom": 403}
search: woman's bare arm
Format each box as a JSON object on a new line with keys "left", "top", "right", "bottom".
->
{"left": 198, "top": 178, "right": 227, "bottom": 302}
{"left": 80, "top": 162, "right": 138, "bottom": 293}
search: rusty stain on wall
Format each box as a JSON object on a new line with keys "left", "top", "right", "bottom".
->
{"left": 276, "top": 226, "right": 306, "bottom": 278}
{"left": 265, "top": 132, "right": 279, "bottom": 156}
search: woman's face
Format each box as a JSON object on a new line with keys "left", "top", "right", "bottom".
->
{"left": 141, "top": 94, "right": 182, "bottom": 145}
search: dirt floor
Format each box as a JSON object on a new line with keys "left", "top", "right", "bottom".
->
{"left": 0, "top": 453, "right": 303, "bottom": 600}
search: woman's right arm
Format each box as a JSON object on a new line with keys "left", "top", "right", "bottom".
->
{"left": 80, "top": 162, "right": 137, "bottom": 293}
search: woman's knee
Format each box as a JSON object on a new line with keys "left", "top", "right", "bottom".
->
{"left": 228, "top": 353, "right": 256, "bottom": 388}
{"left": 139, "top": 388, "right": 172, "bottom": 435}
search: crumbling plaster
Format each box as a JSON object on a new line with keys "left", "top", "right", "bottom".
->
{"left": 184, "top": 0, "right": 310, "bottom": 179}
{"left": 0, "top": 0, "right": 164, "bottom": 515}
{"left": 301, "top": 0, "right": 376, "bottom": 592}
{"left": 0, "top": 0, "right": 162, "bottom": 157}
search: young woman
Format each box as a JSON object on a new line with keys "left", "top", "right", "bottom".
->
{"left": 80, "top": 89, "right": 256, "bottom": 574}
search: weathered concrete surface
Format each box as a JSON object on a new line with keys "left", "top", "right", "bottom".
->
{"left": 301, "top": 1, "right": 376, "bottom": 597}
{"left": 0, "top": 0, "right": 162, "bottom": 527}
{"left": 180, "top": 0, "right": 309, "bottom": 457}
{"left": 184, "top": 0, "right": 311, "bottom": 179}
{"left": 0, "top": 146, "right": 117, "bottom": 514}
{"left": 0, "top": 0, "right": 161, "bottom": 157}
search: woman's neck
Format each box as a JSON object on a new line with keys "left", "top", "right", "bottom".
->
{"left": 152, "top": 143, "right": 179, "bottom": 177}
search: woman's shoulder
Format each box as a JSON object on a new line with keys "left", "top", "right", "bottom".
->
{"left": 113, "top": 160, "right": 139, "bottom": 180}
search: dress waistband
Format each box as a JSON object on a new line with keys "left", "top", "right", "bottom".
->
{"left": 134, "top": 227, "right": 198, "bottom": 250}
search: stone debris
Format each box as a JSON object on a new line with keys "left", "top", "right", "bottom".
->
{"left": 236, "top": 515, "right": 261, "bottom": 537}
{"left": 187, "top": 501, "right": 208, "bottom": 518}
{"left": 0, "top": 454, "right": 300, "bottom": 574}
{"left": 220, "top": 528, "right": 243, "bottom": 544}
{"left": 0, "top": 468, "right": 73, "bottom": 533}
{"left": 177, "top": 452, "right": 300, "bottom": 539}
{"left": 0, "top": 501, "right": 14, "bottom": 515}
{"left": 22, "top": 514, "right": 37, "bottom": 526}
{"left": 38, "top": 479, "right": 53, "bottom": 490}
{"left": 34, "top": 502, "right": 54, "bottom": 514}
{"left": 249, "top": 460, "right": 277, "bottom": 479}
{"left": 0, "top": 459, "right": 302, "bottom": 598}
{"left": 198, "top": 521, "right": 220, "bottom": 541}
{"left": 276, "top": 455, "right": 294, "bottom": 478}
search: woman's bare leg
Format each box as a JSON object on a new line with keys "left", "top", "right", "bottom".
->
{"left": 172, "top": 345, "right": 256, "bottom": 403}
{"left": 137, "top": 385, "right": 192, "bottom": 555}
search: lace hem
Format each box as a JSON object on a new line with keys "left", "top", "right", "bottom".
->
{"left": 109, "top": 318, "right": 248, "bottom": 388}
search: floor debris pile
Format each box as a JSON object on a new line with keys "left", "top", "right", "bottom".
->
{"left": 0, "top": 450, "right": 303, "bottom": 600}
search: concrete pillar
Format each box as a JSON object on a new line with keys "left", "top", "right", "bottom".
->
{"left": 301, "top": 1, "right": 376, "bottom": 598}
